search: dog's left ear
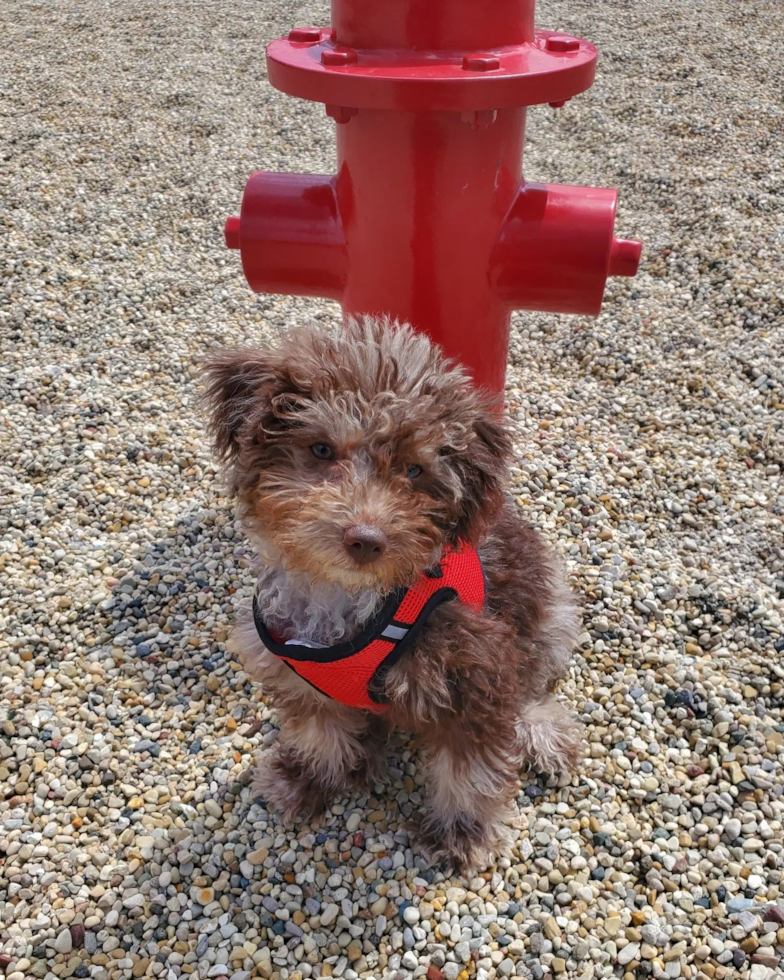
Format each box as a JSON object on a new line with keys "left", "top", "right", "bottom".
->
{"left": 450, "top": 407, "right": 513, "bottom": 544}
{"left": 203, "top": 348, "right": 305, "bottom": 461}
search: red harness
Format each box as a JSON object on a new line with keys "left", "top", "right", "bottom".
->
{"left": 253, "top": 545, "right": 485, "bottom": 712}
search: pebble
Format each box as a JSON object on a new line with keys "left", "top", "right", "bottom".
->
{"left": 403, "top": 906, "right": 420, "bottom": 925}
{"left": 729, "top": 898, "right": 756, "bottom": 913}
{"left": 641, "top": 925, "right": 669, "bottom": 947}
{"left": 618, "top": 943, "right": 641, "bottom": 966}
{"left": 321, "top": 904, "right": 339, "bottom": 927}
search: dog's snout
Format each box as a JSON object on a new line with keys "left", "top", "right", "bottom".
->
{"left": 343, "top": 524, "right": 388, "bottom": 565}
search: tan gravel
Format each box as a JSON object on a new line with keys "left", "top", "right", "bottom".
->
{"left": 1, "top": 2, "right": 783, "bottom": 980}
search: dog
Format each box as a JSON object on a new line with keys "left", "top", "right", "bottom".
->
{"left": 205, "top": 315, "right": 580, "bottom": 870}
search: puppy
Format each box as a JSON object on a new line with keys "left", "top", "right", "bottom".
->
{"left": 205, "top": 315, "right": 580, "bottom": 870}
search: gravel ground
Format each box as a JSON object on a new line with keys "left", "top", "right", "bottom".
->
{"left": 1, "top": 1, "right": 783, "bottom": 980}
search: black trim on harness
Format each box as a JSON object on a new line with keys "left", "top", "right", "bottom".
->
{"left": 367, "top": 587, "right": 458, "bottom": 704}
{"left": 252, "top": 586, "right": 407, "bottom": 663}
{"left": 282, "top": 661, "right": 333, "bottom": 700}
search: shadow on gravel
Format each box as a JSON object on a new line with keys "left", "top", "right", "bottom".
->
{"left": 96, "top": 505, "right": 425, "bottom": 835}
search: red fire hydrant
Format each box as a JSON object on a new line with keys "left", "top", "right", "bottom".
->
{"left": 225, "top": 0, "right": 641, "bottom": 393}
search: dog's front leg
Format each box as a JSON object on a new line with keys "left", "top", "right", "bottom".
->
{"left": 517, "top": 695, "right": 582, "bottom": 776}
{"left": 254, "top": 699, "right": 382, "bottom": 822}
{"left": 385, "top": 605, "right": 523, "bottom": 871}
{"left": 416, "top": 722, "right": 519, "bottom": 872}
{"left": 236, "top": 617, "right": 384, "bottom": 821}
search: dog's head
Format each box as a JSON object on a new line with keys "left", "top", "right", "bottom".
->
{"left": 205, "top": 316, "right": 512, "bottom": 592}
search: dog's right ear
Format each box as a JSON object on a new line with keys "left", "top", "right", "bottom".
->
{"left": 203, "top": 348, "right": 302, "bottom": 461}
{"left": 203, "top": 349, "right": 272, "bottom": 461}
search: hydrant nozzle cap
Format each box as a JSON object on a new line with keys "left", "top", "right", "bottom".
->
{"left": 608, "top": 238, "right": 642, "bottom": 278}
{"left": 225, "top": 216, "right": 241, "bottom": 250}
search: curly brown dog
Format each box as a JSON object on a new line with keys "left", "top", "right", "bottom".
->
{"left": 205, "top": 315, "right": 581, "bottom": 870}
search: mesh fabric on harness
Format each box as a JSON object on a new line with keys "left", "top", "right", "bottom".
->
{"left": 252, "top": 543, "right": 486, "bottom": 711}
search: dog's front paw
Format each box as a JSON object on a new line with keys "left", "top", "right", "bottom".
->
{"left": 518, "top": 698, "right": 583, "bottom": 776}
{"left": 412, "top": 810, "right": 511, "bottom": 874}
{"left": 252, "top": 747, "right": 331, "bottom": 823}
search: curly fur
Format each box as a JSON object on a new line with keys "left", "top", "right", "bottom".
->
{"left": 205, "top": 316, "right": 580, "bottom": 871}
{"left": 254, "top": 562, "right": 382, "bottom": 646}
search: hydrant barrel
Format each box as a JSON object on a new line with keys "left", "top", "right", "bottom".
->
{"left": 332, "top": 0, "right": 535, "bottom": 50}
{"left": 337, "top": 107, "right": 525, "bottom": 393}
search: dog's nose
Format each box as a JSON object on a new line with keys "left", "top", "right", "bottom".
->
{"left": 343, "top": 524, "right": 388, "bottom": 565}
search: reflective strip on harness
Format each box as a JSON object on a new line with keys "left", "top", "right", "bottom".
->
{"left": 381, "top": 624, "right": 408, "bottom": 641}
{"left": 252, "top": 543, "right": 485, "bottom": 711}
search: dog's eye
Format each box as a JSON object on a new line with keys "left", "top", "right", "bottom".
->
{"left": 311, "top": 443, "right": 335, "bottom": 461}
{"left": 406, "top": 464, "right": 423, "bottom": 479}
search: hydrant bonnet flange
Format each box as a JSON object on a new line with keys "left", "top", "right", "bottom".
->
{"left": 267, "top": 29, "right": 598, "bottom": 112}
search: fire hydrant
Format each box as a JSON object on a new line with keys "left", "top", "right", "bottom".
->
{"left": 224, "top": 0, "right": 641, "bottom": 393}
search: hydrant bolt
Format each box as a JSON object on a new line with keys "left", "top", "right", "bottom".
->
{"left": 461, "top": 109, "right": 498, "bottom": 130}
{"left": 326, "top": 104, "right": 358, "bottom": 124}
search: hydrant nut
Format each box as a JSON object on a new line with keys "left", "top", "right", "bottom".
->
{"left": 545, "top": 35, "right": 580, "bottom": 53}
{"left": 462, "top": 53, "right": 501, "bottom": 72}
{"left": 288, "top": 27, "right": 321, "bottom": 43}
{"left": 321, "top": 47, "right": 358, "bottom": 67}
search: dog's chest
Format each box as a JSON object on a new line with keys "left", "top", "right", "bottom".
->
{"left": 254, "top": 566, "right": 382, "bottom": 647}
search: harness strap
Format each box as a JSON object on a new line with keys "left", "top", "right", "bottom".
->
{"left": 253, "top": 544, "right": 485, "bottom": 711}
